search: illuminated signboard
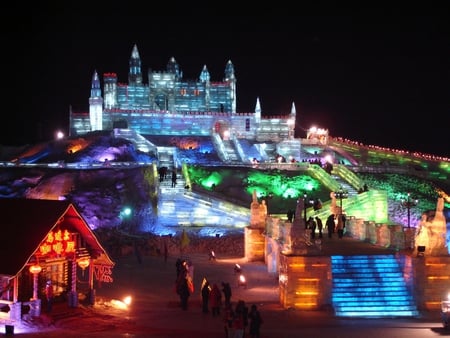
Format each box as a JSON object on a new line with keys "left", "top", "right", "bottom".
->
{"left": 39, "top": 229, "right": 76, "bottom": 256}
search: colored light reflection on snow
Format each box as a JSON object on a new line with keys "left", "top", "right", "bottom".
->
{"left": 110, "top": 295, "right": 132, "bottom": 310}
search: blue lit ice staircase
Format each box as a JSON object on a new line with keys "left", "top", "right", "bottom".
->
{"left": 331, "top": 254, "right": 419, "bottom": 318}
{"left": 155, "top": 146, "right": 250, "bottom": 227}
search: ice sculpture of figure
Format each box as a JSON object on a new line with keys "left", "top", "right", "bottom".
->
{"left": 289, "top": 197, "right": 320, "bottom": 255}
{"left": 415, "top": 197, "right": 448, "bottom": 256}
{"left": 330, "top": 191, "right": 340, "bottom": 215}
{"left": 250, "top": 190, "right": 265, "bottom": 228}
{"left": 294, "top": 197, "right": 305, "bottom": 228}
{"left": 429, "top": 197, "right": 448, "bottom": 254}
{"left": 415, "top": 214, "right": 430, "bottom": 249}
{"left": 260, "top": 200, "right": 267, "bottom": 218}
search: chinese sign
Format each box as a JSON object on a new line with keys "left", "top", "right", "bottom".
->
{"left": 39, "top": 229, "right": 76, "bottom": 256}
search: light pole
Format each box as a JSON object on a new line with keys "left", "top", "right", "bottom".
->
{"left": 402, "top": 192, "right": 418, "bottom": 228}
{"left": 333, "top": 188, "right": 348, "bottom": 214}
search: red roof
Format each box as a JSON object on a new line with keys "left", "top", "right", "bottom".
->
{"left": 0, "top": 198, "right": 114, "bottom": 278}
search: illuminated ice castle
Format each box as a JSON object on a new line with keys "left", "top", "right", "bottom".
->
{"left": 69, "top": 44, "right": 300, "bottom": 162}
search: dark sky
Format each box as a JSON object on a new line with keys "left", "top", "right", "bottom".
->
{"left": 17, "top": 11, "right": 450, "bottom": 157}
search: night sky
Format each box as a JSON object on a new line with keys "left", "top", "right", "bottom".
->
{"left": 19, "top": 11, "right": 450, "bottom": 157}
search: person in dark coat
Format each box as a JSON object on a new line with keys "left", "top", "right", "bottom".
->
{"left": 176, "top": 258, "right": 187, "bottom": 277}
{"left": 326, "top": 214, "right": 335, "bottom": 238}
{"left": 336, "top": 214, "right": 346, "bottom": 238}
{"left": 316, "top": 216, "right": 323, "bottom": 238}
{"left": 308, "top": 216, "right": 317, "bottom": 239}
{"left": 171, "top": 170, "right": 177, "bottom": 187}
{"left": 221, "top": 282, "right": 232, "bottom": 306}
{"left": 248, "top": 304, "right": 263, "bottom": 338}
{"left": 223, "top": 302, "right": 234, "bottom": 338}
{"left": 201, "top": 278, "right": 211, "bottom": 313}
{"left": 176, "top": 272, "right": 190, "bottom": 310}
{"left": 234, "top": 300, "right": 248, "bottom": 337}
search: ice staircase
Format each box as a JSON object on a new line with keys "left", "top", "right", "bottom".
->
{"left": 221, "top": 139, "right": 240, "bottom": 163}
{"left": 156, "top": 145, "right": 250, "bottom": 227}
{"left": 157, "top": 190, "right": 250, "bottom": 227}
{"left": 113, "top": 128, "right": 157, "bottom": 154}
{"left": 331, "top": 254, "right": 419, "bottom": 318}
{"left": 331, "top": 174, "right": 358, "bottom": 197}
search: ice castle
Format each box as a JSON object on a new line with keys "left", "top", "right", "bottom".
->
{"left": 69, "top": 44, "right": 301, "bottom": 163}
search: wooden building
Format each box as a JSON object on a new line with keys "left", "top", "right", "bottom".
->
{"left": 0, "top": 199, "right": 114, "bottom": 321}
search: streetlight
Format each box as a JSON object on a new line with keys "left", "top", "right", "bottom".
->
{"left": 333, "top": 188, "right": 348, "bottom": 214}
{"left": 55, "top": 130, "right": 64, "bottom": 140}
{"left": 401, "top": 192, "right": 418, "bottom": 228}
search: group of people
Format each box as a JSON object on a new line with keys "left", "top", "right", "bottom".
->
{"left": 201, "top": 278, "right": 231, "bottom": 316}
{"left": 201, "top": 278, "right": 222, "bottom": 316}
{"left": 158, "top": 166, "right": 178, "bottom": 188}
{"left": 201, "top": 277, "right": 262, "bottom": 338}
{"left": 176, "top": 269, "right": 262, "bottom": 338}
{"left": 223, "top": 299, "right": 263, "bottom": 338}
{"left": 325, "top": 213, "right": 347, "bottom": 238}
{"left": 307, "top": 216, "right": 324, "bottom": 239}
{"left": 305, "top": 213, "right": 347, "bottom": 240}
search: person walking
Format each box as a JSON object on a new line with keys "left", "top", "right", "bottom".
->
{"left": 248, "top": 304, "right": 263, "bottom": 338}
{"left": 171, "top": 170, "right": 177, "bottom": 188}
{"left": 232, "top": 306, "right": 245, "bottom": 338}
{"left": 223, "top": 302, "right": 234, "bottom": 338}
{"left": 336, "top": 214, "right": 346, "bottom": 238}
{"left": 222, "top": 282, "right": 232, "bottom": 307}
{"left": 233, "top": 300, "right": 248, "bottom": 338}
{"left": 176, "top": 271, "right": 191, "bottom": 310}
{"left": 210, "top": 283, "right": 222, "bottom": 317}
{"left": 45, "top": 280, "right": 54, "bottom": 313}
{"left": 326, "top": 214, "right": 335, "bottom": 239}
{"left": 176, "top": 258, "right": 188, "bottom": 278}
{"left": 201, "top": 277, "right": 211, "bottom": 313}
{"left": 316, "top": 216, "right": 323, "bottom": 238}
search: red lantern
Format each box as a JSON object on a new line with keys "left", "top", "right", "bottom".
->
{"left": 77, "top": 257, "right": 90, "bottom": 270}
{"left": 29, "top": 264, "right": 42, "bottom": 274}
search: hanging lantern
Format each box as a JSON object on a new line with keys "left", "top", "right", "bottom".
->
{"left": 29, "top": 264, "right": 42, "bottom": 274}
{"left": 77, "top": 257, "right": 90, "bottom": 270}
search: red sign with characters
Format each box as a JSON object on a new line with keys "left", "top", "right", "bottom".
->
{"left": 39, "top": 229, "right": 76, "bottom": 256}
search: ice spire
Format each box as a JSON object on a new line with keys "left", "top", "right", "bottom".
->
{"left": 200, "top": 65, "right": 210, "bottom": 82}
{"left": 167, "top": 57, "right": 183, "bottom": 80}
{"left": 290, "top": 102, "right": 296, "bottom": 117}
{"left": 254, "top": 97, "right": 261, "bottom": 123}
{"left": 89, "top": 70, "right": 103, "bottom": 131}
{"left": 128, "top": 44, "right": 142, "bottom": 84}
{"left": 90, "top": 70, "right": 101, "bottom": 98}
{"left": 288, "top": 102, "right": 296, "bottom": 139}
{"left": 224, "top": 60, "right": 235, "bottom": 81}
